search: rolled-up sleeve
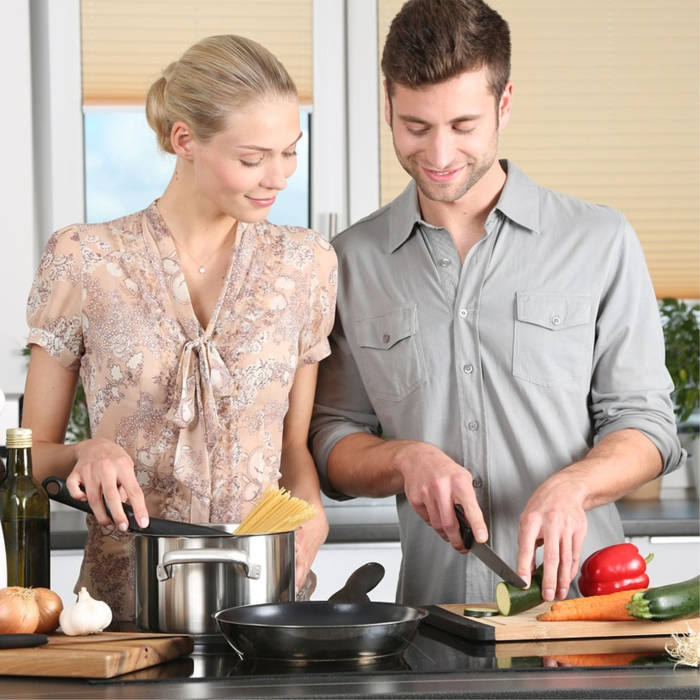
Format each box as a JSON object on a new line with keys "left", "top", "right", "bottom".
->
{"left": 590, "top": 214, "right": 684, "bottom": 473}
{"left": 310, "top": 305, "right": 381, "bottom": 500}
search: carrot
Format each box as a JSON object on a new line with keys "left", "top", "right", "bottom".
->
{"left": 537, "top": 588, "right": 646, "bottom": 621}
{"left": 548, "top": 652, "right": 653, "bottom": 667}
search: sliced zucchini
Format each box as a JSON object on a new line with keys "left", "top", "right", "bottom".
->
{"left": 463, "top": 605, "right": 499, "bottom": 618}
{"left": 496, "top": 566, "right": 543, "bottom": 616}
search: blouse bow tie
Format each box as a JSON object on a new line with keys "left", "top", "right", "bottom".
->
{"left": 168, "top": 337, "right": 236, "bottom": 448}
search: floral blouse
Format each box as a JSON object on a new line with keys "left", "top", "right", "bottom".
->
{"left": 27, "top": 203, "right": 337, "bottom": 620}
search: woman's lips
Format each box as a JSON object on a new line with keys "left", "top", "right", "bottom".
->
{"left": 422, "top": 166, "right": 464, "bottom": 182}
{"left": 246, "top": 195, "right": 276, "bottom": 207}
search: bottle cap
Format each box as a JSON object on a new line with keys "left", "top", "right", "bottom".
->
{"left": 6, "top": 428, "right": 32, "bottom": 449}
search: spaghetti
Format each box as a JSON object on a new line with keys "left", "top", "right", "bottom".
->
{"left": 234, "top": 486, "right": 317, "bottom": 535}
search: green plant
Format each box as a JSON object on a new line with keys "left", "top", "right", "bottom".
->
{"left": 659, "top": 298, "right": 700, "bottom": 424}
{"left": 20, "top": 347, "right": 91, "bottom": 443}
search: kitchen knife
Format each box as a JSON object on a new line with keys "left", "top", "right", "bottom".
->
{"left": 42, "top": 476, "right": 228, "bottom": 537}
{"left": 454, "top": 504, "right": 527, "bottom": 589}
{"left": 0, "top": 634, "right": 49, "bottom": 649}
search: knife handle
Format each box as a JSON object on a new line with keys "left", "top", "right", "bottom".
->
{"left": 454, "top": 504, "right": 475, "bottom": 549}
{"left": 0, "top": 634, "right": 49, "bottom": 649}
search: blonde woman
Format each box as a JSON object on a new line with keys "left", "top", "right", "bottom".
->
{"left": 22, "top": 35, "right": 337, "bottom": 622}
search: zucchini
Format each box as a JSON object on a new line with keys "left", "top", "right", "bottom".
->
{"left": 463, "top": 605, "right": 498, "bottom": 618}
{"left": 496, "top": 566, "right": 543, "bottom": 616}
{"left": 625, "top": 575, "right": 700, "bottom": 621}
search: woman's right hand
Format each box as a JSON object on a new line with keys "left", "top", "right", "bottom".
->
{"left": 66, "top": 438, "right": 149, "bottom": 532}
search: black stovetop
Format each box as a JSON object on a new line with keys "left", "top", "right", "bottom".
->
{"left": 105, "top": 624, "right": 676, "bottom": 684}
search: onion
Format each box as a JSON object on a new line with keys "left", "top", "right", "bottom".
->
{"left": 32, "top": 587, "right": 63, "bottom": 634}
{"left": 0, "top": 587, "right": 39, "bottom": 634}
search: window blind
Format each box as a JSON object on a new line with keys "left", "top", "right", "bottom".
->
{"left": 377, "top": 0, "right": 699, "bottom": 298}
{"left": 81, "top": 0, "right": 312, "bottom": 105}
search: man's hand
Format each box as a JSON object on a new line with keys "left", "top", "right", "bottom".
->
{"left": 516, "top": 472, "right": 587, "bottom": 601}
{"left": 396, "top": 442, "right": 488, "bottom": 551}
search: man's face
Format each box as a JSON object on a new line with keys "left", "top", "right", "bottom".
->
{"left": 386, "top": 68, "right": 512, "bottom": 204}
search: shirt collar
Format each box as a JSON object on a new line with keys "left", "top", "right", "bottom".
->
{"left": 493, "top": 159, "right": 541, "bottom": 235}
{"left": 384, "top": 159, "right": 541, "bottom": 253}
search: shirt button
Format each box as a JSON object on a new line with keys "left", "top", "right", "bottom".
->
{"left": 438, "top": 258, "right": 451, "bottom": 268}
{"left": 459, "top": 308, "right": 468, "bottom": 319}
{"left": 467, "top": 420, "right": 479, "bottom": 431}
{"left": 551, "top": 314, "right": 562, "bottom": 326}
{"left": 462, "top": 363, "right": 474, "bottom": 375}
{"left": 382, "top": 334, "right": 391, "bottom": 344}
{"left": 472, "top": 476, "right": 483, "bottom": 489}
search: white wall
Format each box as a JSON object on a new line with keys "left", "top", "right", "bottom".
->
{"left": 0, "top": 3, "right": 36, "bottom": 397}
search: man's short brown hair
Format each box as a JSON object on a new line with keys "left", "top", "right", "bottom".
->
{"left": 381, "top": 0, "right": 511, "bottom": 101}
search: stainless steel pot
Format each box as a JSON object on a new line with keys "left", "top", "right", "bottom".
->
{"left": 134, "top": 525, "right": 295, "bottom": 635}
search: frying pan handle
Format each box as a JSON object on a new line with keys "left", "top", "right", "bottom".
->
{"left": 157, "top": 548, "right": 262, "bottom": 582}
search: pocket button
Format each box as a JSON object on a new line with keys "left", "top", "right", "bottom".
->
{"left": 382, "top": 334, "right": 391, "bottom": 344}
{"left": 467, "top": 420, "right": 479, "bottom": 431}
{"left": 472, "top": 476, "right": 483, "bottom": 489}
{"left": 551, "top": 314, "right": 562, "bottom": 326}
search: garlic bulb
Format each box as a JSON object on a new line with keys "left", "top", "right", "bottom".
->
{"left": 59, "top": 587, "right": 112, "bottom": 636}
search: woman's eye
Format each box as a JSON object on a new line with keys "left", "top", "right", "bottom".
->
{"left": 283, "top": 150, "right": 298, "bottom": 159}
{"left": 240, "top": 159, "right": 263, "bottom": 168}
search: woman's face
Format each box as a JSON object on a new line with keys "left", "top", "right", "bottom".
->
{"left": 189, "top": 96, "right": 301, "bottom": 223}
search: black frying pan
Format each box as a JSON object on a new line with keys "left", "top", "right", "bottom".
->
{"left": 42, "top": 476, "right": 228, "bottom": 537}
{"left": 215, "top": 562, "right": 428, "bottom": 661}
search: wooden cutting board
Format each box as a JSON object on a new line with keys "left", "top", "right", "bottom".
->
{"left": 0, "top": 631, "right": 194, "bottom": 679}
{"left": 425, "top": 602, "right": 700, "bottom": 641}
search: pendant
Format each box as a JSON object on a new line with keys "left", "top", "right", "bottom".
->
{"left": 199, "top": 266, "right": 206, "bottom": 274}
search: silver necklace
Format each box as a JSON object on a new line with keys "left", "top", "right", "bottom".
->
{"left": 172, "top": 226, "right": 236, "bottom": 274}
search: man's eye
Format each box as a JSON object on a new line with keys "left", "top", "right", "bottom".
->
{"left": 454, "top": 125, "right": 475, "bottom": 134}
{"left": 407, "top": 127, "right": 429, "bottom": 136}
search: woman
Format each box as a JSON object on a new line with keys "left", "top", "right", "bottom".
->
{"left": 22, "top": 35, "right": 337, "bottom": 622}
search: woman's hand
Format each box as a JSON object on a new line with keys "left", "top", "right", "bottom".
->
{"left": 294, "top": 507, "right": 329, "bottom": 593}
{"left": 67, "top": 438, "right": 150, "bottom": 532}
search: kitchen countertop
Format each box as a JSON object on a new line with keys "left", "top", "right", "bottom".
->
{"left": 0, "top": 628, "right": 697, "bottom": 699}
{"left": 50, "top": 496, "right": 699, "bottom": 550}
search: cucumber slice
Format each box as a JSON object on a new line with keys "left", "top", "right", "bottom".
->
{"left": 496, "top": 566, "right": 543, "bottom": 616}
{"left": 463, "top": 605, "right": 498, "bottom": 617}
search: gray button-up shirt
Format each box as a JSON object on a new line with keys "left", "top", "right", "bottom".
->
{"left": 310, "top": 160, "right": 683, "bottom": 606}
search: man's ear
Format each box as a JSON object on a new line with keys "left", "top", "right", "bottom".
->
{"left": 170, "top": 121, "right": 195, "bottom": 159}
{"left": 383, "top": 80, "right": 392, "bottom": 128}
{"left": 498, "top": 81, "right": 513, "bottom": 131}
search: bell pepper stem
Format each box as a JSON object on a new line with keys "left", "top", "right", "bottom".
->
{"left": 644, "top": 553, "right": 654, "bottom": 565}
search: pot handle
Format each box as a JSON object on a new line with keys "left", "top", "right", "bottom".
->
{"left": 157, "top": 548, "right": 262, "bottom": 582}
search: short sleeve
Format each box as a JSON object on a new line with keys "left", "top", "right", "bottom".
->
{"left": 299, "top": 236, "right": 338, "bottom": 365}
{"left": 26, "top": 226, "right": 84, "bottom": 370}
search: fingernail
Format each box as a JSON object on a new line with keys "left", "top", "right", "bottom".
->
{"left": 544, "top": 588, "right": 555, "bottom": 601}
{"left": 139, "top": 517, "right": 149, "bottom": 528}
{"left": 558, "top": 588, "right": 567, "bottom": 599}
{"left": 475, "top": 529, "right": 487, "bottom": 541}
{"left": 104, "top": 523, "right": 114, "bottom": 533}
{"left": 119, "top": 522, "right": 128, "bottom": 532}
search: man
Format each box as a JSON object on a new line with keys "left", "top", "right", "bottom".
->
{"left": 310, "top": 0, "right": 683, "bottom": 606}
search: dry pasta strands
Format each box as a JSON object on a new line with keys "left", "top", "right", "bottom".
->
{"left": 234, "top": 486, "right": 317, "bottom": 535}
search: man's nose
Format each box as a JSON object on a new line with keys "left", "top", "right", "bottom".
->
{"left": 425, "top": 130, "right": 456, "bottom": 170}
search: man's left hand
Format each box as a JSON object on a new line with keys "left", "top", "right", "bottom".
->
{"left": 516, "top": 473, "right": 588, "bottom": 601}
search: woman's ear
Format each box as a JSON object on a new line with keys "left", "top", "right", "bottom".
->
{"left": 170, "top": 121, "right": 195, "bottom": 159}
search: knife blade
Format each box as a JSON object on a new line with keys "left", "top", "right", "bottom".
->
{"left": 454, "top": 504, "right": 527, "bottom": 588}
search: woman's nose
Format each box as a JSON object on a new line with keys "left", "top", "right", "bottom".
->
{"left": 260, "top": 159, "right": 289, "bottom": 191}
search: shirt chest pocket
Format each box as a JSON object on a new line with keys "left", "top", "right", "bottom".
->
{"left": 513, "top": 292, "right": 594, "bottom": 388}
{"left": 354, "top": 305, "right": 426, "bottom": 401}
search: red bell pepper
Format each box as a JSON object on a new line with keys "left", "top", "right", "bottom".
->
{"left": 578, "top": 543, "right": 654, "bottom": 597}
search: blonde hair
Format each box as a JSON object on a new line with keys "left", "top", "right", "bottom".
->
{"left": 146, "top": 35, "right": 297, "bottom": 153}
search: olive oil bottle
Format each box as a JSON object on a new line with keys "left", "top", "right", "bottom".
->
{"left": 0, "top": 428, "right": 50, "bottom": 587}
